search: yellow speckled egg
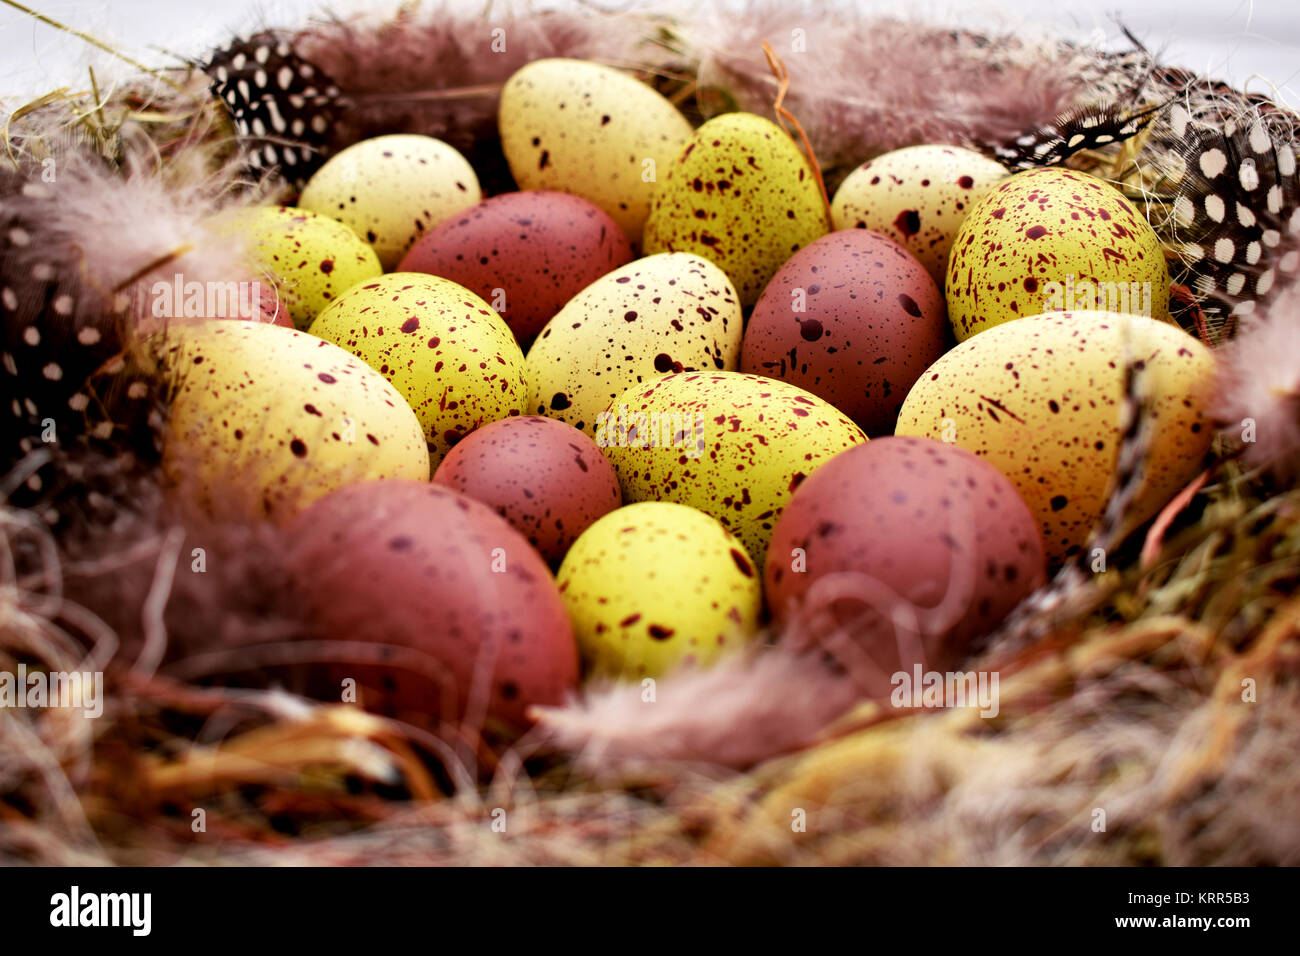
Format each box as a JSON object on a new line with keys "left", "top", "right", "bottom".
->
{"left": 644, "top": 113, "right": 831, "bottom": 307}
{"left": 946, "top": 167, "right": 1172, "bottom": 341}
{"left": 308, "top": 273, "right": 529, "bottom": 467}
{"left": 161, "top": 321, "right": 429, "bottom": 520}
{"left": 499, "top": 58, "right": 693, "bottom": 247}
{"left": 526, "top": 252, "right": 742, "bottom": 437}
{"left": 895, "top": 311, "right": 1216, "bottom": 562}
{"left": 218, "top": 206, "right": 382, "bottom": 330}
{"left": 557, "top": 501, "right": 761, "bottom": 677}
{"left": 298, "top": 134, "right": 481, "bottom": 269}
{"left": 830, "top": 145, "right": 1007, "bottom": 288}
{"left": 602, "top": 371, "right": 867, "bottom": 562}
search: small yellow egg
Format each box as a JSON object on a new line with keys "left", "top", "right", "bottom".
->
{"left": 894, "top": 311, "right": 1216, "bottom": 562}
{"left": 309, "top": 273, "right": 529, "bottom": 467}
{"left": 945, "top": 167, "right": 1172, "bottom": 341}
{"left": 499, "top": 58, "right": 693, "bottom": 246}
{"left": 217, "top": 206, "right": 381, "bottom": 330}
{"left": 526, "top": 252, "right": 742, "bottom": 437}
{"left": 557, "top": 501, "right": 762, "bottom": 677}
{"left": 299, "top": 134, "right": 482, "bottom": 269}
{"left": 601, "top": 371, "right": 867, "bottom": 563}
{"left": 160, "top": 321, "right": 429, "bottom": 520}
{"left": 830, "top": 144, "right": 1007, "bottom": 288}
{"left": 644, "top": 113, "right": 831, "bottom": 307}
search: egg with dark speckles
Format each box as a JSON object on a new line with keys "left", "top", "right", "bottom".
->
{"left": 309, "top": 273, "right": 529, "bottom": 468}
{"left": 830, "top": 144, "right": 1007, "bottom": 288}
{"left": 557, "top": 501, "right": 761, "bottom": 677}
{"left": 526, "top": 252, "right": 742, "bottom": 437}
{"left": 767, "top": 437, "right": 1045, "bottom": 692}
{"left": 946, "top": 167, "right": 1171, "bottom": 341}
{"left": 398, "top": 190, "right": 632, "bottom": 343}
{"left": 602, "top": 371, "right": 868, "bottom": 563}
{"left": 160, "top": 321, "right": 429, "bottom": 519}
{"left": 499, "top": 59, "right": 694, "bottom": 246}
{"left": 432, "top": 415, "right": 622, "bottom": 565}
{"left": 286, "top": 480, "right": 577, "bottom": 733}
{"left": 298, "top": 134, "right": 482, "bottom": 269}
{"left": 895, "top": 311, "right": 1216, "bottom": 562}
{"left": 644, "top": 113, "right": 831, "bottom": 306}
{"left": 741, "top": 230, "right": 949, "bottom": 435}
{"left": 218, "top": 206, "right": 382, "bottom": 330}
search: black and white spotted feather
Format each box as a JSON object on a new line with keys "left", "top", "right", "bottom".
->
{"left": 1164, "top": 106, "right": 1300, "bottom": 340}
{"left": 204, "top": 31, "right": 342, "bottom": 186}
{"left": 990, "top": 101, "right": 1166, "bottom": 171}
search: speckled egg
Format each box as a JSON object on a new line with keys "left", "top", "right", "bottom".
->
{"left": 830, "top": 144, "right": 1008, "bottom": 288}
{"left": 298, "top": 134, "right": 482, "bottom": 269}
{"left": 285, "top": 480, "right": 578, "bottom": 732}
{"left": 398, "top": 190, "right": 632, "bottom": 343}
{"left": 498, "top": 58, "right": 694, "bottom": 246}
{"left": 432, "top": 415, "right": 622, "bottom": 565}
{"left": 946, "top": 167, "right": 1172, "bottom": 341}
{"left": 557, "top": 501, "right": 761, "bottom": 677}
{"left": 526, "top": 252, "right": 742, "bottom": 437}
{"left": 308, "top": 273, "right": 529, "bottom": 467}
{"left": 766, "top": 437, "right": 1045, "bottom": 695}
{"left": 219, "top": 206, "right": 382, "bottom": 330}
{"left": 160, "top": 321, "right": 429, "bottom": 519}
{"left": 602, "top": 371, "right": 868, "bottom": 562}
{"left": 644, "top": 112, "right": 831, "bottom": 306}
{"left": 895, "top": 311, "right": 1217, "bottom": 562}
{"left": 740, "top": 230, "right": 948, "bottom": 435}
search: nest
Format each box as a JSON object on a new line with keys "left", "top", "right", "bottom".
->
{"left": 2, "top": 1, "right": 1299, "bottom": 866}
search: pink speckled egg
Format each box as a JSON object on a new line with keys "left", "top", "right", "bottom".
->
{"left": 766, "top": 436, "right": 1045, "bottom": 694}
{"left": 740, "top": 230, "right": 949, "bottom": 436}
{"left": 285, "top": 479, "right": 578, "bottom": 733}
{"left": 398, "top": 190, "right": 632, "bottom": 343}
{"left": 432, "top": 415, "right": 622, "bottom": 565}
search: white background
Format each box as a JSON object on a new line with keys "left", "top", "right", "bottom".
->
{"left": 1, "top": 0, "right": 1297, "bottom": 107}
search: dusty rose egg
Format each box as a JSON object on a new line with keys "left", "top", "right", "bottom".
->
{"left": 432, "top": 415, "right": 622, "bottom": 565}
{"left": 766, "top": 436, "right": 1046, "bottom": 695}
{"left": 740, "top": 230, "right": 949, "bottom": 436}
{"left": 285, "top": 479, "right": 578, "bottom": 733}
{"left": 397, "top": 190, "right": 633, "bottom": 343}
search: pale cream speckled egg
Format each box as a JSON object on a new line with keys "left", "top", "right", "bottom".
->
{"left": 499, "top": 58, "right": 693, "bottom": 247}
{"left": 526, "top": 252, "right": 742, "bottom": 437}
{"left": 830, "top": 145, "right": 1007, "bottom": 288}
{"left": 299, "top": 134, "right": 482, "bottom": 269}
{"left": 895, "top": 311, "right": 1216, "bottom": 562}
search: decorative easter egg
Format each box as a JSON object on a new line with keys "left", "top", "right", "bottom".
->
{"left": 602, "top": 371, "right": 868, "bottom": 562}
{"left": 526, "top": 252, "right": 742, "bottom": 436}
{"left": 159, "top": 321, "right": 429, "bottom": 519}
{"left": 830, "top": 144, "right": 1007, "bottom": 288}
{"left": 644, "top": 112, "right": 831, "bottom": 306}
{"left": 298, "top": 134, "right": 482, "bottom": 269}
{"left": 219, "top": 206, "right": 382, "bottom": 330}
{"left": 308, "top": 273, "right": 529, "bottom": 467}
{"left": 945, "top": 167, "right": 1172, "bottom": 340}
{"left": 766, "top": 436, "right": 1046, "bottom": 695}
{"left": 557, "top": 501, "right": 761, "bottom": 677}
{"left": 498, "top": 58, "right": 694, "bottom": 245}
{"left": 895, "top": 311, "right": 1216, "bottom": 561}
{"left": 741, "top": 230, "right": 948, "bottom": 435}
{"left": 286, "top": 480, "right": 578, "bottom": 732}
{"left": 398, "top": 190, "right": 632, "bottom": 342}
{"left": 432, "top": 415, "right": 622, "bottom": 565}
